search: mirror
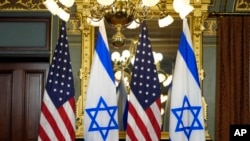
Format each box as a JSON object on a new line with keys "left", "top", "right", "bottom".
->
{"left": 105, "top": 18, "right": 182, "bottom": 131}
{"left": 75, "top": 1, "right": 210, "bottom": 139}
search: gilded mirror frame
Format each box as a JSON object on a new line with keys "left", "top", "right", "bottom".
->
{"left": 75, "top": 0, "right": 211, "bottom": 139}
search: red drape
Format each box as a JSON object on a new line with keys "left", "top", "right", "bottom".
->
{"left": 216, "top": 16, "right": 250, "bottom": 141}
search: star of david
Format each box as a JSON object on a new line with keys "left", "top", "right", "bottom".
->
{"left": 85, "top": 96, "right": 118, "bottom": 141}
{"left": 171, "top": 95, "right": 204, "bottom": 139}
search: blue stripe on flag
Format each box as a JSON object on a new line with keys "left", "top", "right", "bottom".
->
{"left": 95, "top": 31, "right": 115, "bottom": 83}
{"left": 178, "top": 32, "right": 200, "bottom": 87}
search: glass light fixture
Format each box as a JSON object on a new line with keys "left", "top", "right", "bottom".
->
{"left": 163, "top": 74, "right": 172, "bottom": 87}
{"left": 158, "top": 73, "right": 166, "bottom": 83}
{"left": 111, "top": 51, "right": 121, "bottom": 62}
{"left": 122, "top": 50, "right": 131, "bottom": 59}
{"left": 43, "top": 0, "right": 59, "bottom": 15}
{"left": 142, "top": 0, "right": 160, "bottom": 7}
{"left": 158, "top": 14, "right": 174, "bottom": 28}
{"left": 115, "top": 70, "right": 122, "bottom": 81}
{"left": 59, "top": 0, "right": 75, "bottom": 7}
{"left": 43, "top": 0, "right": 74, "bottom": 22}
{"left": 130, "top": 56, "right": 135, "bottom": 65}
{"left": 153, "top": 52, "right": 163, "bottom": 64}
{"left": 97, "top": 0, "right": 115, "bottom": 6}
{"left": 173, "top": 0, "right": 194, "bottom": 19}
{"left": 178, "top": 4, "right": 194, "bottom": 19}
{"left": 156, "top": 0, "right": 174, "bottom": 28}
{"left": 57, "top": 8, "right": 70, "bottom": 22}
{"left": 127, "top": 19, "right": 140, "bottom": 29}
{"left": 161, "top": 95, "right": 168, "bottom": 103}
{"left": 173, "top": 0, "right": 181, "bottom": 13}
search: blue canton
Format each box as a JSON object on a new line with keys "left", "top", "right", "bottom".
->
{"left": 130, "top": 22, "right": 161, "bottom": 110}
{"left": 85, "top": 96, "right": 118, "bottom": 141}
{"left": 171, "top": 95, "right": 204, "bottom": 139}
{"left": 46, "top": 21, "right": 74, "bottom": 108}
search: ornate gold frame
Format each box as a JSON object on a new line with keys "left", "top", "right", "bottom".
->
{"left": 75, "top": 0, "right": 211, "bottom": 139}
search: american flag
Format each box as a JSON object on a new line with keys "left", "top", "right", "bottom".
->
{"left": 126, "top": 21, "right": 161, "bottom": 141}
{"left": 38, "top": 21, "right": 75, "bottom": 141}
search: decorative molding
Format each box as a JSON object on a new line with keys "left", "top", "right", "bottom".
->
{"left": 0, "top": 0, "right": 46, "bottom": 10}
{"left": 235, "top": 0, "right": 250, "bottom": 12}
{"left": 75, "top": 0, "right": 93, "bottom": 138}
{"left": 192, "top": 1, "right": 209, "bottom": 82}
{"left": 203, "top": 18, "right": 217, "bottom": 36}
{"left": 67, "top": 18, "right": 81, "bottom": 35}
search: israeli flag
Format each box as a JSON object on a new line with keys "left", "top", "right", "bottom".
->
{"left": 117, "top": 73, "right": 128, "bottom": 131}
{"left": 84, "top": 19, "right": 119, "bottom": 141}
{"left": 169, "top": 18, "right": 205, "bottom": 141}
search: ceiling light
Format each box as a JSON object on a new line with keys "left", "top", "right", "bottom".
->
{"left": 111, "top": 51, "right": 121, "bottom": 62}
{"left": 127, "top": 19, "right": 141, "bottom": 29}
{"left": 59, "top": 0, "right": 75, "bottom": 7}
{"left": 142, "top": 0, "right": 160, "bottom": 7}
{"left": 173, "top": 0, "right": 194, "bottom": 19}
{"left": 57, "top": 8, "right": 70, "bottom": 22}
{"left": 43, "top": 0, "right": 59, "bottom": 15}
{"left": 97, "top": 0, "right": 115, "bottom": 6}
{"left": 158, "top": 14, "right": 174, "bottom": 28}
{"left": 43, "top": 0, "right": 74, "bottom": 22}
{"left": 178, "top": 4, "right": 194, "bottom": 19}
{"left": 87, "top": 0, "right": 176, "bottom": 48}
{"left": 163, "top": 74, "right": 172, "bottom": 87}
{"left": 158, "top": 73, "right": 166, "bottom": 83}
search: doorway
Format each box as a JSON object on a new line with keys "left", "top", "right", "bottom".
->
{"left": 0, "top": 62, "right": 49, "bottom": 141}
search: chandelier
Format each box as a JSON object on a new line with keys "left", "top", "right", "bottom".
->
{"left": 87, "top": 0, "right": 194, "bottom": 48}
{"left": 111, "top": 38, "right": 172, "bottom": 88}
{"left": 111, "top": 38, "right": 173, "bottom": 115}
{"left": 87, "top": 0, "right": 175, "bottom": 48}
{"left": 43, "top": 0, "right": 194, "bottom": 47}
